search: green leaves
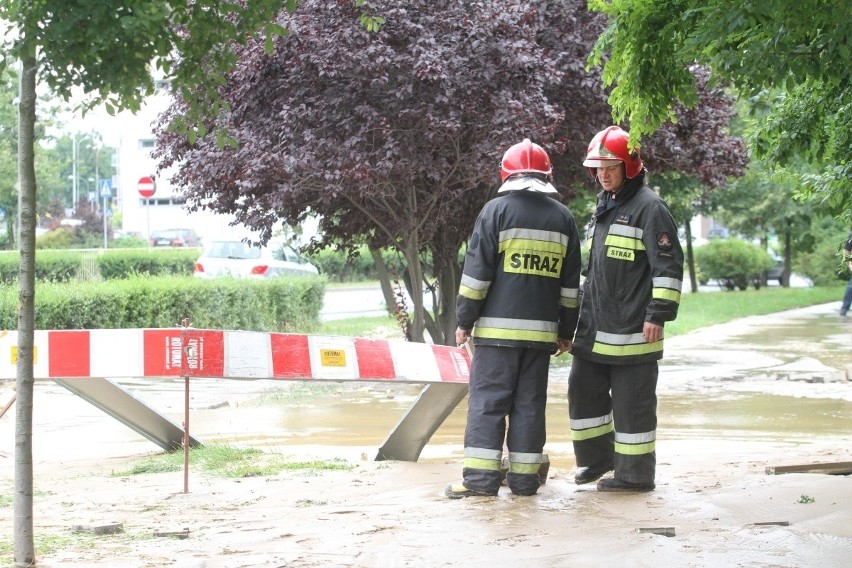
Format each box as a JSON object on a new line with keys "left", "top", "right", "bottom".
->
{"left": 588, "top": 0, "right": 851, "bottom": 221}
{"left": 359, "top": 13, "right": 386, "bottom": 33}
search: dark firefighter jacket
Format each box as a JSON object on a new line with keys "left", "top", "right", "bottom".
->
{"left": 571, "top": 176, "right": 683, "bottom": 365}
{"left": 456, "top": 183, "right": 582, "bottom": 351}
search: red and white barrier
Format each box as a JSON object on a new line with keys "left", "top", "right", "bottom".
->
{"left": 0, "top": 329, "right": 471, "bottom": 383}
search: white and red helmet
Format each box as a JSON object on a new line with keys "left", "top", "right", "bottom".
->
{"left": 500, "top": 139, "right": 553, "bottom": 182}
{"left": 583, "top": 126, "right": 644, "bottom": 179}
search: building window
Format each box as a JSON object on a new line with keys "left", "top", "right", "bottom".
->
{"left": 139, "top": 196, "right": 188, "bottom": 206}
{"left": 138, "top": 139, "right": 156, "bottom": 150}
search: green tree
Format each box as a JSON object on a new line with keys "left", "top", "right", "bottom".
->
{"left": 0, "top": 67, "right": 67, "bottom": 249}
{"left": 709, "top": 160, "right": 814, "bottom": 286}
{"left": 46, "top": 132, "right": 115, "bottom": 225}
{"left": 0, "top": 68, "right": 17, "bottom": 246}
{"left": 588, "top": 0, "right": 851, "bottom": 222}
{"left": 0, "top": 1, "right": 294, "bottom": 564}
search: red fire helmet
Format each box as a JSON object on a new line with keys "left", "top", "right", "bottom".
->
{"left": 500, "top": 139, "right": 553, "bottom": 182}
{"left": 583, "top": 126, "right": 644, "bottom": 179}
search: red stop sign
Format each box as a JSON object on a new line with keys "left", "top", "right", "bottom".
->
{"left": 137, "top": 176, "right": 156, "bottom": 199}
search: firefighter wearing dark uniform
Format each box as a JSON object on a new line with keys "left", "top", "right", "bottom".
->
{"left": 569, "top": 126, "right": 683, "bottom": 492}
{"left": 446, "top": 139, "right": 582, "bottom": 499}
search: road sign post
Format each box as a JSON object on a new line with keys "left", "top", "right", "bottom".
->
{"left": 137, "top": 177, "right": 156, "bottom": 241}
{"left": 100, "top": 179, "right": 112, "bottom": 249}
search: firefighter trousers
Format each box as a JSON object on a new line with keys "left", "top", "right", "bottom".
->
{"left": 567, "top": 356, "right": 658, "bottom": 484}
{"left": 462, "top": 345, "right": 550, "bottom": 495}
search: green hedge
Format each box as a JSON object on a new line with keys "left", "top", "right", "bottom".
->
{"left": 0, "top": 249, "right": 199, "bottom": 283}
{"left": 0, "top": 250, "right": 82, "bottom": 284}
{"left": 96, "top": 249, "right": 198, "bottom": 279}
{"left": 0, "top": 275, "right": 326, "bottom": 332}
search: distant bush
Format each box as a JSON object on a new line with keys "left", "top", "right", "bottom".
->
{"left": 795, "top": 225, "right": 850, "bottom": 287}
{"left": 695, "top": 239, "right": 773, "bottom": 290}
{"left": 36, "top": 226, "right": 103, "bottom": 249}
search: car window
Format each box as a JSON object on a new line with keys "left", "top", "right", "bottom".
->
{"left": 245, "top": 244, "right": 261, "bottom": 259}
{"left": 284, "top": 246, "right": 302, "bottom": 263}
{"left": 269, "top": 243, "right": 285, "bottom": 262}
{"left": 207, "top": 241, "right": 261, "bottom": 259}
{"left": 208, "top": 241, "right": 229, "bottom": 258}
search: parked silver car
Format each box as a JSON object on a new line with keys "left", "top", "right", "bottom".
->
{"left": 193, "top": 239, "right": 319, "bottom": 279}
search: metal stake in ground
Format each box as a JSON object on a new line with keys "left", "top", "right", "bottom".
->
{"left": 180, "top": 318, "right": 192, "bottom": 494}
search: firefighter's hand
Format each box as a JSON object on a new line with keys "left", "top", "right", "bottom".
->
{"left": 455, "top": 327, "right": 471, "bottom": 347}
{"left": 643, "top": 321, "right": 663, "bottom": 344}
{"left": 554, "top": 338, "right": 572, "bottom": 357}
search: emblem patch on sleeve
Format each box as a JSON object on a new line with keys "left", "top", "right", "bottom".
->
{"left": 657, "top": 232, "right": 673, "bottom": 251}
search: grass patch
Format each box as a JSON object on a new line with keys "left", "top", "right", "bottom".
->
{"left": 319, "top": 315, "right": 401, "bottom": 337}
{"left": 667, "top": 286, "right": 841, "bottom": 337}
{"left": 0, "top": 531, "right": 109, "bottom": 565}
{"left": 113, "top": 445, "right": 355, "bottom": 479}
{"left": 0, "top": 488, "right": 51, "bottom": 509}
{"left": 294, "top": 498, "right": 328, "bottom": 507}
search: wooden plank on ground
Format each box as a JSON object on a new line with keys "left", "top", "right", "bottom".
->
{"left": 765, "top": 461, "right": 852, "bottom": 475}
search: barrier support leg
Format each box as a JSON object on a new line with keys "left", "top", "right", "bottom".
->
{"left": 53, "top": 378, "right": 203, "bottom": 452}
{"left": 375, "top": 383, "right": 468, "bottom": 462}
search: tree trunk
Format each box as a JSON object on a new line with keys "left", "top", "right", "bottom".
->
{"left": 369, "top": 244, "right": 396, "bottom": 314}
{"left": 402, "top": 242, "right": 426, "bottom": 343}
{"left": 6, "top": 219, "right": 15, "bottom": 250}
{"left": 434, "top": 254, "right": 460, "bottom": 346}
{"left": 14, "top": 54, "right": 38, "bottom": 567}
{"left": 684, "top": 220, "right": 698, "bottom": 293}
{"left": 782, "top": 229, "right": 792, "bottom": 287}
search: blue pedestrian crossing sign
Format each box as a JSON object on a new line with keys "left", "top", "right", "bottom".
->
{"left": 99, "top": 179, "right": 112, "bottom": 198}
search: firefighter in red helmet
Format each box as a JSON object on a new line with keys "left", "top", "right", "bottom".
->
{"left": 447, "top": 139, "right": 582, "bottom": 498}
{"left": 568, "top": 126, "right": 683, "bottom": 492}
